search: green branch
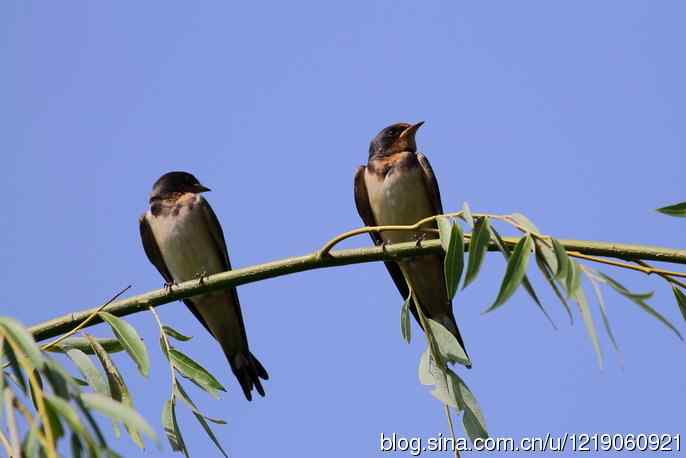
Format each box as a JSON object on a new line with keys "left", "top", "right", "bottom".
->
{"left": 28, "top": 237, "right": 686, "bottom": 342}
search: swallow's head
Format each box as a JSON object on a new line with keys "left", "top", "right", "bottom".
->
{"left": 150, "top": 171, "right": 211, "bottom": 201}
{"left": 368, "top": 121, "right": 424, "bottom": 158}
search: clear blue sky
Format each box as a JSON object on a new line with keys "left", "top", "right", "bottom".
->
{"left": 2, "top": 1, "right": 685, "bottom": 456}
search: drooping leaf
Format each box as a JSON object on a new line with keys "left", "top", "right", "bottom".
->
{"left": 463, "top": 217, "right": 491, "bottom": 289}
{"left": 426, "top": 320, "right": 470, "bottom": 367}
{"left": 565, "top": 260, "right": 582, "bottom": 298}
{"left": 574, "top": 286, "right": 603, "bottom": 369}
{"left": 535, "top": 249, "right": 573, "bottom": 324}
{"left": 86, "top": 334, "right": 144, "bottom": 449}
{"left": 175, "top": 383, "right": 228, "bottom": 457}
{"left": 43, "top": 358, "right": 77, "bottom": 399}
{"left": 98, "top": 312, "right": 150, "bottom": 377}
{"left": 43, "top": 392, "right": 66, "bottom": 443}
{"left": 452, "top": 371, "right": 489, "bottom": 443}
{"left": 551, "top": 238, "right": 570, "bottom": 280}
{"left": 174, "top": 382, "right": 226, "bottom": 424}
{"left": 162, "top": 399, "right": 187, "bottom": 454}
{"left": 80, "top": 393, "right": 157, "bottom": 443}
{"left": 70, "top": 433, "right": 84, "bottom": 458}
{"left": 510, "top": 213, "right": 540, "bottom": 233}
{"left": 437, "top": 216, "right": 452, "bottom": 252}
{"left": 484, "top": 235, "right": 533, "bottom": 313}
{"left": 21, "top": 424, "right": 41, "bottom": 458}
{"left": 169, "top": 349, "right": 226, "bottom": 399}
{"left": 443, "top": 222, "right": 465, "bottom": 300}
{"left": 48, "top": 337, "right": 125, "bottom": 354}
{"left": 162, "top": 326, "right": 192, "bottom": 342}
{"left": 461, "top": 202, "right": 474, "bottom": 228}
{"left": 417, "top": 348, "right": 434, "bottom": 386}
{"left": 599, "top": 273, "right": 683, "bottom": 341}
{"left": 44, "top": 394, "right": 98, "bottom": 452}
{"left": 672, "top": 286, "right": 686, "bottom": 322}
{"left": 400, "top": 292, "right": 412, "bottom": 344}
{"left": 0, "top": 318, "right": 44, "bottom": 370}
{"left": 66, "top": 349, "right": 109, "bottom": 397}
{"left": 656, "top": 201, "right": 686, "bottom": 217}
{"left": 3, "top": 339, "right": 27, "bottom": 393}
{"left": 586, "top": 272, "right": 620, "bottom": 354}
{"left": 534, "top": 238, "right": 558, "bottom": 277}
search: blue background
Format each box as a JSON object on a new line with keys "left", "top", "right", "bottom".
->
{"left": 2, "top": 1, "right": 684, "bottom": 456}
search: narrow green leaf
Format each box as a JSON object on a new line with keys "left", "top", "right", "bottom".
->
{"left": 463, "top": 217, "right": 490, "bottom": 289}
{"left": 535, "top": 249, "right": 574, "bottom": 324}
{"left": 487, "top": 230, "right": 555, "bottom": 328}
{"left": 426, "top": 319, "right": 470, "bottom": 367}
{"left": 48, "top": 337, "right": 124, "bottom": 354}
{"left": 43, "top": 358, "right": 77, "bottom": 398}
{"left": 0, "top": 318, "right": 44, "bottom": 370}
{"left": 169, "top": 349, "right": 226, "bottom": 398}
{"left": 85, "top": 334, "right": 144, "bottom": 449}
{"left": 656, "top": 201, "right": 686, "bottom": 217}
{"left": 174, "top": 382, "right": 226, "bottom": 424}
{"left": 444, "top": 222, "right": 465, "bottom": 300}
{"left": 400, "top": 293, "right": 412, "bottom": 344}
{"left": 175, "top": 383, "right": 228, "bottom": 457}
{"left": 162, "top": 399, "right": 186, "bottom": 453}
{"left": 451, "top": 370, "right": 489, "bottom": 443}
{"left": 437, "top": 216, "right": 452, "bottom": 252}
{"left": 599, "top": 273, "right": 683, "bottom": 341}
{"left": 43, "top": 393, "right": 66, "bottom": 442}
{"left": 461, "top": 202, "right": 474, "bottom": 228}
{"left": 98, "top": 312, "right": 150, "bottom": 377}
{"left": 417, "top": 348, "right": 434, "bottom": 386}
{"left": 565, "top": 260, "right": 582, "bottom": 298}
{"left": 484, "top": 235, "right": 533, "bottom": 313}
{"left": 510, "top": 212, "right": 540, "bottom": 233}
{"left": 22, "top": 424, "right": 41, "bottom": 458}
{"left": 162, "top": 326, "right": 192, "bottom": 342}
{"left": 70, "top": 433, "right": 84, "bottom": 458}
{"left": 551, "top": 238, "right": 570, "bottom": 280}
{"left": 534, "top": 238, "right": 558, "bottom": 277}
{"left": 3, "top": 339, "right": 27, "bottom": 393}
{"left": 574, "top": 287, "right": 604, "bottom": 369}
{"left": 80, "top": 393, "right": 157, "bottom": 443}
{"left": 66, "top": 349, "right": 109, "bottom": 396}
{"left": 587, "top": 273, "right": 620, "bottom": 353}
{"left": 672, "top": 286, "right": 686, "bottom": 322}
{"left": 45, "top": 394, "right": 97, "bottom": 452}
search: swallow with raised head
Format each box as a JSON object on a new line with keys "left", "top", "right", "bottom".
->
{"left": 354, "top": 122, "right": 470, "bottom": 366}
{"left": 139, "top": 171, "right": 268, "bottom": 400}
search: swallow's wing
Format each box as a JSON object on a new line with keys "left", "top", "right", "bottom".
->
{"left": 196, "top": 197, "right": 248, "bottom": 344}
{"left": 416, "top": 153, "right": 444, "bottom": 215}
{"left": 139, "top": 214, "right": 213, "bottom": 333}
{"left": 354, "top": 165, "right": 412, "bottom": 303}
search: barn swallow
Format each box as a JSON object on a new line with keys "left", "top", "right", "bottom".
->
{"left": 354, "top": 122, "right": 471, "bottom": 366}
{"left": 139, "top": 171, "right": 268, "bottom": 400}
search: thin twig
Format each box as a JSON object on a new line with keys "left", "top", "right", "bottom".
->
{"left": 567, "top": 252, "right": 686, "bottom": 279}
{"left": 41, "top": 285, "right": 131, "bottom": 352}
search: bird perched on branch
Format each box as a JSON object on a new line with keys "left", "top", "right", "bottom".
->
{"left": 139, "top": 171, "right": 268, "bottom": 400}
{"left": 354, "top": 122, "right": 471, "bottom": 366}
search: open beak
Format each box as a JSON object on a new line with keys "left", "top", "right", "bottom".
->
{"left": 195, "top": 183, "right": 211, "bottom": 193}
{"left": 399, "top": 121, "right": 425, "bottom": 139}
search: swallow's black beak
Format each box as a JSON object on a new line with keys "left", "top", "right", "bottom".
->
{"left": 194, "top": 183, "right": 211, "bottom": 193}
{"left": 400, "top": 121, "right": 425, "bottom": 140}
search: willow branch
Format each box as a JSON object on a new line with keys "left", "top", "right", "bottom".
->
{"left": 28, "top": 236, "right": 686, "bottom": 342}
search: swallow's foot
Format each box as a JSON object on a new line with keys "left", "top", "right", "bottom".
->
{"left": 195, "top": 271, "right": 208, "bottom": 285}
{"left": 414, "top": 233, "right": 427, "bottom": 248}
{"left": 164, "top": 281, "right": 177, "bottom": 294}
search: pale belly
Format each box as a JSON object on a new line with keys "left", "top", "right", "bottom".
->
{"left": 146, "top": 200, "right": 225, "bottom": 283}
{"left": 364, "top": 165, "right": 436, "bottom": 245}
